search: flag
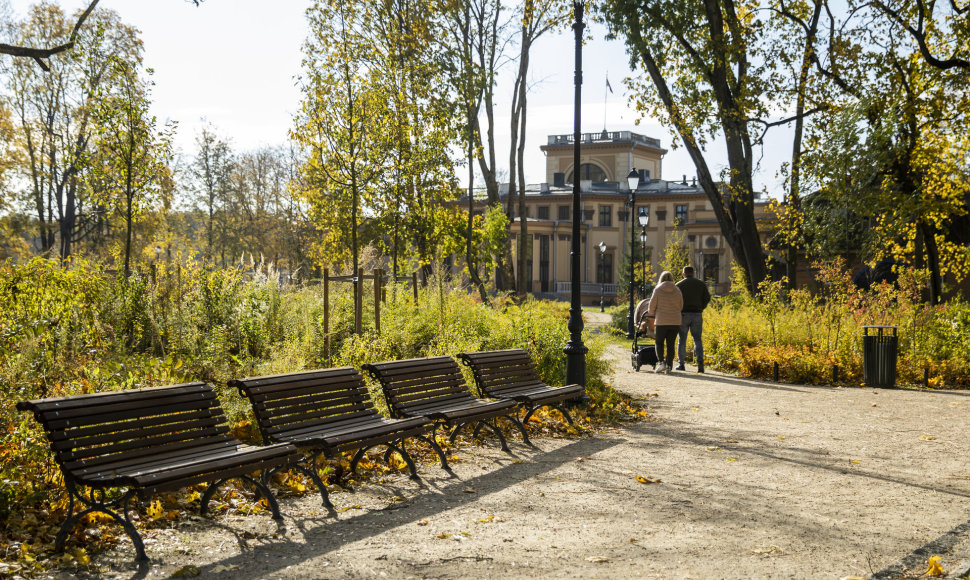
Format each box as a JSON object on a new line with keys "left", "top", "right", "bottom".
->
{"left": 606, "top": 76, "right": 613, "bottom": 94}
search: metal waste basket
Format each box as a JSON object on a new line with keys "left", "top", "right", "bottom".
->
{"left": 863, "top": 326, "right": 898, "bottom": 387}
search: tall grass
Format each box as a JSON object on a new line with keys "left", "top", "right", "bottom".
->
{"left": 705, "top": 261, "right": 970, "bottom": 387}
{"left": 0, "top": 256, "right": 616, "bottom": 523}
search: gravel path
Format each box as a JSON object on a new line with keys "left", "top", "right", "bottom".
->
{"left": 75, "top": 312, "right": 970, "bottom": 579}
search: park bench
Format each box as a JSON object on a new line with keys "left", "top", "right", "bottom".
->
{"left": 361, "top": 356, "right": 525, "bottom": 452}
{"left": 230, "top": 367, "right": 450, "bottom": 509}
{"left": 16, "top": 382, "right": 300, "bottom": 563}
{"left": 457, "top": 349, "right": 584, "bottom": 429}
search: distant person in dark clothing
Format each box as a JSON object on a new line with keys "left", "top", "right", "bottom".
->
{"left": 853, "top": 259, "right": 902, "bottom": 291}
{"left": 676, "top": 266, "right": 712, "bottom": 373}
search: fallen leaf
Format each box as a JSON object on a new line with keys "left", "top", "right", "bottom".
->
{"left": 210, "top": 565, "right": 239, "bottom": 574}
{"left": 777, "top": 435, "right": 786, "bottom": 440}
{"left": 478, "top": 515, "right": 495, "bottom": 523}
{"left": 462, "top": 487, "right": 477, "bottom": 494}
{"left": 851, "top": 460, "right": 860, "bottom": 464}
{"left": 172, "top": 565, "right": 201, "bottom": 577}
{"left": 926, "top": 555, "right": 944, "bottom": 576}
{"left": 585, "top": 556, "right": 609, "bottom": 563}
{"left": 337, "top": 504, "right": 362, "bottom": 513}
{"left": 692, "top": 407, "right": 700, "bottom": 412}
{"left": 706, "top": 446, "right": 722, "bottom": 452}
{"left": 728, "top": 457, "right": 738, "bottom": 461}
{"left": 636, "top": 475, "right": 661, "bottom": 484}
{"left": 751, "top": 545, "right": 782, "bottom": 555}
{"left": 417, "top": 519, "right": 429, "bottom": 526}
{"left": 389, "top": 495, "right": 407, "bottom": 502}
{"left": 922, "top": 435, "right": 937, "bottom": 441}
{"left": 436, "top": 532, "right": 452, "bottom": 539}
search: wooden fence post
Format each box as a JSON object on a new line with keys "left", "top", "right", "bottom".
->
{"left": 324, "top": 268, "right": 330, "bottom": 361}
{"left": 374, "top": 268, "right": 381, "bottom": 336}
{"left": 355, "top": 268, "right": 363, "bottom": 334}
{"left": 412, "top": 272, "right": 418, "bottom": 305}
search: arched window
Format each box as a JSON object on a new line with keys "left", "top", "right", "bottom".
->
{"left": 566, "top": 163, "right": 607, "bottom": 184}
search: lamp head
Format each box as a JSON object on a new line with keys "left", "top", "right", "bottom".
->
{"left": 638, "top": 206, "right": 649, "bottom": 227}
{"left": 627, "top": 168, "right": 639, "bottom": 192}
{"left": 598, "top": 241, "right": 607, "bottom": 254}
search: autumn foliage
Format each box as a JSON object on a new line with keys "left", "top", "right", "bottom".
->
{"left": 704, "top": 260, "right": 970, "bottom": 388}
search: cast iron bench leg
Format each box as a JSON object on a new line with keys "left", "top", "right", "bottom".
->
{"left": 55, "top": 482, "right": 148, "bottom": 563}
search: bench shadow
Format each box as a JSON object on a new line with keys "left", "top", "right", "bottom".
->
{"left": 628, "top": 418, "right": 970, "bottom": 500}
{"left": 110, "top": 436, "right": 620, "bottom": 579}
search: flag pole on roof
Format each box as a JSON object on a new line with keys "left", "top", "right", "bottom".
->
{"left": 604, "top": 71, "right": 612, "bottom": 132}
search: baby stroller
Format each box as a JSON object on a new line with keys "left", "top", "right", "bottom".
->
{"left": 631, "top": 298, "right": 658, "bottom": 372}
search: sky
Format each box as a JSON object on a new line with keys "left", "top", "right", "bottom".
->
{"left": 5, "top": 0, "right": 787, "bottom": 193}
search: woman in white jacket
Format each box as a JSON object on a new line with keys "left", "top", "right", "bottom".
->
{"left": 647, "top": 271, "right": 684, "bottom": 373}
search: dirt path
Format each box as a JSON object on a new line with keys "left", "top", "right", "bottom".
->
{"left": 71, "top": 313, "right": 970, "bottom": 579}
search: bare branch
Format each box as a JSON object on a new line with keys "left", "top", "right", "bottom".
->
{"left": 0, "top": 0, "right": 100, "bottom": 70}
{"left": 871, "top": 0, "right": 970, "bottom": 70}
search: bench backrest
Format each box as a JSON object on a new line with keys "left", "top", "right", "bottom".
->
{"left": 16, "top": 382, "right": 235, "bottom": 482}
{"left": 361, "top": 356, "right": 473, "bottom": 418}
{"left": 230, "top": 367, "right": 382, "bottom": 443}
{"left": 458, "top": 349, "right": 543, "bottom": 397}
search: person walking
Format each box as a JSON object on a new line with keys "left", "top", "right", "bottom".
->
{"left": 676, "top": 265, "right": 712, "bottom": 372}
{"left": 647, "top": 271, "right": 683, "bottom": 374}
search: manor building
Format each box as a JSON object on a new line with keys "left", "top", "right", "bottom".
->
{"left": 463, "top": 130, "right": 772, "bottom": 305}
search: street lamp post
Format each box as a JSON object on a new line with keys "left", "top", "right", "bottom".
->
{"left": 639, "top": 231, "right": 647, "bottom": 297}
{"left": 625, "top": 168, "right": 640, "bottom": 338}
{"left": 597, "top": 241, "right": 606, "bottom": 312}
{"left": 564, "top": 0, "right": 587, "bottom": 388}
{"left": 639, "top": 207, "right": 649, "bottom": 296}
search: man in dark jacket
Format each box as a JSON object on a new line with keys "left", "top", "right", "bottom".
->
{"left": 676, "top": 266, "right": 711, "bottom": 372}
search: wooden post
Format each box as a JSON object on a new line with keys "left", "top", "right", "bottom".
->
{"left": 773, "top": 361, "right": 779, "bottom": 382}
{"left": 374, "top": 268, "right": 381, "bottom": 336}
{"left": 355, "top": 268, "right": 363, "bottom": 334}
{"left": 324, "top": 268, "right": 330, "bottom": 361}
{"left": 412, "top": 272, "right": 418, "bottom": 305}
{"left": 924, "top": 367, "right": 930, "bottom": 388}
{"left": 832, "top": 365, "right": 839, "bottom": 384}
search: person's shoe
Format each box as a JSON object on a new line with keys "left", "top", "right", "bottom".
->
{"left": 697, "top": 364, "right": 705, "bottom": 374}
{"left": 655, "top": 362, "right": 667, "bottom": 374}
{"left": 675, "top": 364, "right": 686, "bottom": 371}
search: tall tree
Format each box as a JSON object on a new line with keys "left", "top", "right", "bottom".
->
{"left": 603, "top": 0, "right": 770, "bottom": 293}
{"left": 6, "top": 4, "right": 142, "bottom": 260}
{"left": 803, "top": 4, "right": 970, "bottom": 302}
{"left": 90, "top": 57, "right": 172, "bottom": 276}
{"left": 443, "top": 0, "right": 516, "bottom": 290}
{"left": 509, "top": 0, "right": 567, "bottom": 296}
{"left": 191, "top": 123, "right": 233, "bottom": 265}
{"left": 295, "top": 0, "right": 389, "bottom": 273}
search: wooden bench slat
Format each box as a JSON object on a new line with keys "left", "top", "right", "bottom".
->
{"left": 54, "top": 416, "right": 227, "bottom": 453}
{"left": 18, "top": 382, "right": 299, "bottom": 562}
{"left": 457, "top": 350, "right": 584, "bottom": 426}
{"left": 231, "top": 367, "right": 437, "bottom": 492}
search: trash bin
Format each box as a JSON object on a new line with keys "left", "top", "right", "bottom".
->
{"left": 863, "top": 326, "right": 898, "bottom": 387}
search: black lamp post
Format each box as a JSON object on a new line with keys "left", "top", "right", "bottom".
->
{"left": 638, "top": 207, "right": 649, "bottom": 296}
{"left": 564, "top": 0, "right": 587, "bottom": 388}
{"left": 597, "top": 241, "right": 606, "bottom": 312}
{"left": 625, "top": 168, "right": 640, "bottom": 338}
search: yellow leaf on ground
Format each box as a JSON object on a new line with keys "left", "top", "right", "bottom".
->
{"left": 436, "top": 532, "right": 452, "bottom": 539}
{"left": 146, "top": 500, "right": 165, "bottom": 521}
{"left": 337, "top": 504, "right": 362, "bottom": 513}
{"left": 922, "top": 435, "right": 937, "bottom": 441}
{"left": 728, "top": 457, "right": 738, "bottom": 462}
{"left": 777, "top": 435, "right": 786, "bottom": 440}
{"left": 851, "top": 460, "right": 860, "bottom": 464}
{"left": 636, "top": 475, "right": 661, "bottom": 484}
{"left": 927, "top": 555, "right": 944, "bottom": 576}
